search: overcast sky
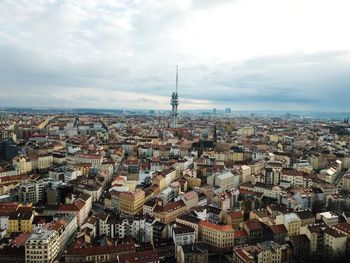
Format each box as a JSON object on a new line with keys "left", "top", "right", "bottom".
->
{"left": 0, "top": 0, "right": 350, "bottom": 111}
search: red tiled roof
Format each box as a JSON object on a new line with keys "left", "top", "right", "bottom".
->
{"left": 234, "top": 230, "right": 248, "bottom": 238}
{"left": 270, "top": 224, "right": 288, "bottom": 234}
{"left": 199, "top": 220, "right": 233, "bottom": 232}
{"left": 44, "top": 221, "right": 65, "bottom": 232}
{"left": 58, "top": 202, "right": 82, "bottom": 212}
{"left": 182, "top": 191, "right": 197, "bottom": 201}
{"left": 119, "top": 250, "right": 159, "bottom": 263}
{"left": 235, "top": 249, "right": 254, "bottom": 262}
{"left": 125, "top": 160, "right": 139, "bottom": 165}
{"left": 10, "top": 232, "right": 31, "bottom": 247}
{"left": 66, "top": 242, "right": 135, "bottom": 256}
{"left": 120, "top": 190, "right": 145, "bottom": 198}
{"left": 75, "top": 200, "right": 85, "bottom": 210}
{"left": 76, "top": 154, "right": 102, "bottom": 159}
{"left": 334, "top": 222, "right": 350, "bottom": 234}
{"left": 244, "top": 219, "right": 263, "bottom": 231}
{"left": 0, "top": 175, "right": 28, "bottom": 183}
{"left": 154, "top": 200, "right": 186, "bottom": 214}
{"left": 229, "top": 211, "right": 243, "bottom": 219}
{"left": 0, "top": 202, "right": 18, "bottom": 215}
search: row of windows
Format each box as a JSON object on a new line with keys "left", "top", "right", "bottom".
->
{"left": 204, "top": 238, "right": 233, "bottom": 247}
{"left": 27, "top": 245, "right": 48, "bottom": 249}
{"left": 204, "top": 236, "right": 233, "bottom": 242}
{"left": 26, "top": 255, "right": 48, "bottom": 259}
{"left": 28, "top": 249, "right": 46, "bottom": 254}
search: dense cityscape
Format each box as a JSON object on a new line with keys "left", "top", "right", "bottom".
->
{"left": 1, "top": 1, "right": 350, "bottom": 263}
{"left": 0, "top": 103, "right": 350, "bottom": 263}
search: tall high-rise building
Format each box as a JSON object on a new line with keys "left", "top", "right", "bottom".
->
{"left": 170, "top": 65, "right": 179, "bottom": 128}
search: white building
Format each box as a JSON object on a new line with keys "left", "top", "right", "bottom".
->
{"left": 159, "top": 187, "right": 175, "bottom": 205}
{"left": 319, "top": 160, "right": 342, "bottom": 184}
{"left": 324, "top": 227, "right": 347, "bottom": 256}
{"left": 170, "top": 223, "right": 196, "bottom": 246}
{"left": 53, "top": 214, "right": 78, "bottom": 253}
{"left": 49, "top": 167, "right": 82, "bottom": 182}
{"left": 19, "top": 179, "right": 54, "bottom": 204}
{"left": 316, "top": 212, "right": 339, "bottom": 226}
{"left": 208, "top": 170, "right": 239, "bottom": 191}
{"left": 25, "top": 228, "right": 60, "bottom": 263}
{"left": 132, "top": 214, "right": 155, "bottom": 243}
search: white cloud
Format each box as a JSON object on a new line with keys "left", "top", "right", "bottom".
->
{"left": 0, "top": 0, "right": 350, "bottom": 110}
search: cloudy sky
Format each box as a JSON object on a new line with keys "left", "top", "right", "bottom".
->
{"left": 0, "top": 0, "right": 350, "bottom": 111}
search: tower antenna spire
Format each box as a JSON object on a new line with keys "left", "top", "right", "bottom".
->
{"left": 170, "top": 65, "right": 179, "bottom": 128}
{"left": 176, "top": 65, "right": 179, "bottom": 94}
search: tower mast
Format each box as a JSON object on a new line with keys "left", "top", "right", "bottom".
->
{"left": 171, "top": 65, "right": 179, "bottom": 128}
{"left": 176, "top": 65, "right": 179, "bottom": 94}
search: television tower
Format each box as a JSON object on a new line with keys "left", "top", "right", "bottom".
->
{"left": 170, "top": 65, "right": 179, "bottom": 128}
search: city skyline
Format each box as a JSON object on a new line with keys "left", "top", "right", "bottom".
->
{"left": 2, "top": 2, "right": 350, "bottom": 262}
{"left": 1, "top": 0, "right": 350, "bottom": 111}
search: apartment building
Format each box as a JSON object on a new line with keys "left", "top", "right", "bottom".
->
{"left": 25, "top": 228, "right": 59, "bottom": 263}
{"left": 57, "top": 194, "right": 92, "bottom": 226}
{"left": 233, "top": 241, "right": 283, "bottom": 263}
{"left": 176, "top": 214, "right": 200, "bottom": 241}
{"left": 153, "top": 200, "right": 187, "bottom": 223}
{"left": 276, "top": 213, "right": 301, "bottom": 236}
{"left": 199, "top": 221, "right": 234, "bottom": 249}
{"left": 323, "top": 227, "right": 347, "bottom": 257}
{"left": 8, "top": 211, "right": 34, "bottom": 233}
{"left": 316, "top": 212, "right": 339, "bottom": 226}
{"left": 13, "top": 156, "right": 32, "bottom": 174}
{"left": 226, "top": 211, "right": 244, "bottom": 229}
{"left": 170, "top": 223, "right": 196, "bottom": 246}
{"left": 119, "top": 190, "right": 145, "bottom": 215}
{"left": 19, "top": 179, "right": 54, "bottom": 204}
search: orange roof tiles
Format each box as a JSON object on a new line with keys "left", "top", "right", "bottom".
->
{"left": 234, "top": 230, "right": 248, "bottom": 238}
{"left": 10, "top": 232, "right": 31, "bottom": 247}
{"left": 228, "top": 211, "right": 243, "bottom": 219}
{"left": 199, "top": 220, "right": 233, "bottom": 232}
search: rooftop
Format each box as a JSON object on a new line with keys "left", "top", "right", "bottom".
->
{"left": 199, "top": 220, "right": 233, "bottom": 232}
{"left": 244, "top": 219, "right": 263, "bottom": 231}
{"left": 26, "top": 229, "right": 56, "bottom": 242}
